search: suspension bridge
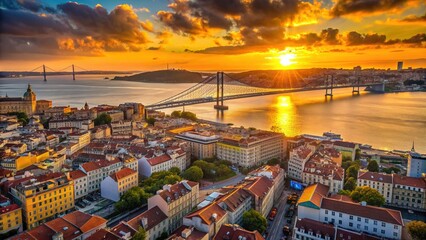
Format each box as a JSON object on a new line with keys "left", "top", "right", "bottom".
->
{"left": 26, "top": 64, "right": 90, "bottom": 81}
{"left": 22, "top": 65, "right": 385, "bottom": 111}
{"left": 145, "top": 72, "right": 386, "bottom": 111}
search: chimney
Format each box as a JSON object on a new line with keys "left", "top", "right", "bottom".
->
{"left": 141, "top": 217, "right": 148, "bottom": 228}
{"left": 163, "top": 184, "right": 171, "bottom": 192}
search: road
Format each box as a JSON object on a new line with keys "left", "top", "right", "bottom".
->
{"left": 267, "top": 189, "right": 298, "bottom": 240}
{"left": 200, "top": 173, "right": 246, "bottom": 190}
{"left": 107, "top": 204, "right": 148, "bottom": 227}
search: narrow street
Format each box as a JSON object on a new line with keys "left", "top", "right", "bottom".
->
{"left": 267, "top": 189, "right": 295, "bottom": 240}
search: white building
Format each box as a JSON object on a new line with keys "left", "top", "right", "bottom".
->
{"left": 49, "top": 117, "right": 93, "bottom": 130}
{"left": 68, "top": 131, "right": 91, "bottom": 151}
{"left": 216, "top": 132, "right": 284, "bottom": 168}
{"left": 175, "top": 131, "right": 219, "bottom": 160}
{"left": 101, "top": 167, "right": 138, "bottom": 202}
{"left": 357, "top": 170, "right": 393, "bottom": 204}
{"left": 217, "top": 188, "right": 252, "bottom": 225}
{"left": 139, "top": 150, "right": 187, "bottom": 177}
{"left": 297, "top": 183, "right": 403, "bottom": 240}
{"left": 288, "top": 145, "right": 314, "bottom": 181}
{"left": 407, "top": 146, "right": 426, "bottom": 178}
{"left": 124, "top": 206, "right": 169, "bottom": 240}
{"left": 67, "top": 170, "right": 88, "bottom": 199}
{"left": 79, "top": 159, "right": 123, "bottom": 193}
{"left": 183, "top": 203, "right": 228, "bottom": 239}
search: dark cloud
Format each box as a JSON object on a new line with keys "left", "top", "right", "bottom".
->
{"left": 1, "top": 2, "right": 150, "bottom": 57}
{"left": 347, "top": 31, "right": 387, "bottom": 45}
{"left": 320, "top": 28, "right": 341, "bottom": 45}
{"left": 401, "top": 12, "right": 426, "bottom": 22}
{"left": 331, "top": 0, "right": 408, "bottom": 17}
{"left": 147, "top": 46, "right": 161, "bottom": 50}
{"left": 402, "top": 33, "right": 426, "bottom": 44}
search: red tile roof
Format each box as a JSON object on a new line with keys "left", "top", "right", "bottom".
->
{"left": 217, "top": 188, "right": 251, "bottom": 212}
{"left": 109, "top": 167, "right": 136, "bottom": 182}
{"left": 158, "top": 181, "right": 198, "bottom": 202}
{"left": 335, "top": 228, "right": 380, "bottom": 240}
{"left": 185, "top": 202, "right": 227, "bottom": 225}
{"left": 26, "top": 224, "right": 56, "bottom": 240}
{"left": 86, "top": 229, "right": 121, "bottom": 240}
{"left": 243, "top": 176, "right": 273, "bottom": 199}
{"left": 110, "top": 222, "right": 136, "bottom": 237}
{"left": 8, "top": 232, "right": 36, "bottom": 240}
{"left": 62, "top": 211, "right": 107, "bottom": 233}
{"left": 214, "top": 224, "right": 264, "bottom": 240}
{"left": 295, "top": 218, "right": 335, "bottom": 239}
{"left": 0, "top": 203, "right": 20, "bottom": 214}
{"left": 126, "top": 206, "right": 168, "bottom": 231}
{"left": 68, "top": 170, "right": 87, "bottom": 180}
{"left": 358, "top": 171, "right": 393, "bottom": 184}
{"left": 44, "top": 217, "right": 82, "bottom": 240}
{"left": 393, "top": 174, "right": 426, "bottom": 188}
{"left": 147, "top": 154, "right": 172, "bottom": 166}
{"left": 321, "top": 198, "right": 403, "bottom": 225}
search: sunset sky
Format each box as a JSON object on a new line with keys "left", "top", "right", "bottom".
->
{"left": 1, "top": 0, "right": 425, "bottom": 71}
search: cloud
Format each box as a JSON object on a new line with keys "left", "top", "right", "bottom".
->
{"left": 330, "top": 0, "right": 409, "bottom": 17}
{"left": 401, "top": 12, "right": 426, "bottom": 22}
{"left": 1, "top": 2, "right": 151, "bottom": 57}
{"left": 346, "top": 31, "right": 387, "bottom": 45}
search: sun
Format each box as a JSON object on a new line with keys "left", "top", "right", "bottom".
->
{"left": 279, "top": 53, "right": 296, "bottom": 67}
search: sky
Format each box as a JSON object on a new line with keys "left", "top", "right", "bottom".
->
{"left": 0, "top": 0, "right": 425, "bottom": 71}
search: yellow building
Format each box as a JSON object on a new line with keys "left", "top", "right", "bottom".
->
{"left": 0, "top": 84, "right": 36, "bottom": 115}
{"left": 0, "top": 195, "right": 22, "bottom": 234}
{"left": 1, "top": 150, "right": 50, "bottom": 172}
{"left": 10, "top": 173, "right": 74, "bottom": 229}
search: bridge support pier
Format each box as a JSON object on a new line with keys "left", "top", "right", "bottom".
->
{"left": 214, "top": 71, "right": 229, "bottom": 110}
{"left": 325, "top": 75, "right": 333, "bottom": 97}
{"left": 72, "top": 64, "right": 75, "bottom": 80}
{"left": 43, "top": 65, "right": 47, "bottom": 82}
{"left": 352, "top": 77, "right": 360, "bottom": 95}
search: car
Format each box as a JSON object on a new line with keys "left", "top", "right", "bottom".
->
{"left": 287, "top": 218, "right": 292, "bottom": 224}
{"left": 289, "top": 205, "right": 295, "bottom": 211}
{"left": 285, "top": 210, "right": 294, "bottom": 218}
{"left": 282, "top": 226, "right": 290, "bottom": 236}
{"left": 408, "top": 210, "right": 414, "bottom": 214}
{"left": 268, "top": 207, "right": 278, "bottom": 220}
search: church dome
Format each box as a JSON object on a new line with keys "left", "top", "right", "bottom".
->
{"left": 23, "top": 84, "right": 36, "bottom": 101}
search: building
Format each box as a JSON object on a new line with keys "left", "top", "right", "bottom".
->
{"left": 49, "top": 117, "right": 93, "bottom": 130}
{"left": 110, "top": 120, "right": 133, "bottom": 135}
{"left": 297, "top": 183, "right": 403, "bottom": 240}
{"left": 79, "top": 159, "right": 122, "bottom": 193}
{"left": 0, "top": 195, "right": 22, "bottom": 235}
{"left": 397, "top": 61, "right": 403, "bottom": 71}
{"left": 11, "top": 210, "right": 107, "bottom": 240}
{"left": 148, "top": 180, "right": 199, "bottom": 232}
{"left": 288, "top": 145, "right": 314, "bottom": 181}
{"left": 10, "top": 173, "right": 75, "bottom": 229}
{"left": 303, "top": 149, "right": 344, "bottom": 193}
{"left": 333, "top": 141, "right": 359, "bottom": 161}
{"left": 243, "top": 176, "right": 274, "bottom": 218}
{"left": 407, "top": 145, "right": 426, "bottom": 178}
{"left": 357, "top": 170, "right": 393, "bottom": 204}
{"left": 67, "top": 170, "right": 88, "bottom": 200}
{"left": 139, "top": 150, "right": 187, "bottom": 177}
{"left": 216, "top": 132, "right": 284, "bottom": 168}
{"left": 68, "top": 131, "right": 91, "bottom": 152}
{"left": 213, "top": 224, "right": 264, "bottom": 240}
{"left": 217, "top": 188, "right": 252, "bottom": 225}
{"left": 392, "top": 174, "right": 426, "bottom": 212}
{"left": 35, "top": 100, "right": 52, "bottom": 114}
{"left": 175, "top": 131, "right": 219, "bottom": 160}
{"left": 101, "top": 167, "right": 138, "bottom": 202}
{"left": 183, "top": 203, "right": 228, "bottom": 239}
{"left": 249, "top": 164, "right": 285, "bottom": 202}
{"left": 0, "top": 84, "right": 37, "bottom": 115}
{"left": 125, "top": 206, "right": 169, "bottom": 240}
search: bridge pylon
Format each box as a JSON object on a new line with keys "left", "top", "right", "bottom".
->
{"left": 214, "top": 71, "right": 228, "bottom": 110}
{"left": 43, "top": 65, "right": 47, "bottom": 82}
{"left": 325, "top": 75, "right": 333, "bottom": 97}
{"left": 72, "top": 64, "right": 75, "bottom": 80}
{"left": 352, "top": 77, "right": 360, "bottom": 95}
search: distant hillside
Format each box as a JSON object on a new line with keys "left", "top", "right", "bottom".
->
{"left": 113, "top": 70, "right": 209, "bottom": 83}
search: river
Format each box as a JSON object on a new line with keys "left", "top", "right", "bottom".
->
{"left": 1, "top": 75, "right": 425, "bottom": 152}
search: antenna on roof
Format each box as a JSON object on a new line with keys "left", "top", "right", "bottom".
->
{"left": 411, "top": 141, "right": 415, "bottom": 152}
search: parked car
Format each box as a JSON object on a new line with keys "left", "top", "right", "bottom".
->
{"left": 285, "top": 210, "right": 294, "bottom": 218}
{"left": 282, "top": 226, "right": 290, "bottom": 236}
{"left": 269, "top": 207, "right": 278, "bottom": 220}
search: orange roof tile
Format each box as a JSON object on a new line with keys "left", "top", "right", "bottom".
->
{"left": 62, "top": 211, "right": 107, "bottom": 233}
{"left": 214, "top": 224, "right": 264, "bottom": 240}
{"left": 109, "top": 167, "right": 136, "bottom": 182}
{"left": 68, "top": 170, "right": 87, "bottom": 180}
{"left": 147, "top": 154, "right": 171, "bottom": 166}
{"left": 126, "top": 206, "right": 167, "bottom": 231}
{"left": 185, "top": 202, "right": 227, "bottom": 225}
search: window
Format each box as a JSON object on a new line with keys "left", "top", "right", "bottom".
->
{"left": 365, "top": 219, "right": 369, "bottom": 223}
{"left": 382, "top": 222, "right": 386, "bottom": 227}
{"left": 364, "top": 226, "right": 368, "bottom": 231}
{"left": 349, "top": 216, "right": 353, "bottom": 220}
{"left": 332, "top": 211, "right": 335, "bottom": 216}
{"left": 381, "top": 230, "right": 385, "bottom": 234}
{"left": 357, "top": 217, "right": 361, "bottom": 221}
{"left": 373, "top": 228, "right": 377, "bottom": 232}
{"left": 394, "top": 225, "right": 399, "bottom": 229}
{"left": 325, "top": 217, "right": 328, "bottom": 222}
{"left": 374, "top": 220, "right": 378, "bottom": 225}
{"left": 349, "top": 223, "right": 353, "bottom": 227}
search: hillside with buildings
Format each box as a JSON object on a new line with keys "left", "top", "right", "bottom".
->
{"left": 113, "top": 69, "right": 209, "bottom": 83}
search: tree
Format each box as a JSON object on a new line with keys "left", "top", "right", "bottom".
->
{"left": 367, "top": 160, "right": 379, "bottom": 172}
{"left": 171, "top": 110, "right": 182, "bottom": 118}
{"left": 132, "top": 227, "right": 147, "bottom": 240}
{"left": 169, "top": 167, "right": 181, "bottom": 175}
{"left": 7, "top": 112, "right": 29, "bottom": 126}
{"left": 350, "top": 186, "right": 385, "bottom": 207}
{"left": 115, "top": 187, "right": 150, "bottom": 212}
{"left": 242, "top": 209, "right": 267, "bottom": 234}
{"left": 338, "top": 189, "right": 352, "bottom": 196}
{"left": 156, "top": 232, "right": 168, "bottom": 240}
{"left": 181, "top": 111, "right": 197, "bottom": 121}
{"left": 346, "top": 165, "right": 359, "bottom": 179}
{"left": 94, "top": 113, "right": 112, "bottom": 126}
{"left": 344, "top": 177, "right": 357, "bottom": 191}
{"left": 355, "top": 149, "right": 361, "bottom": 161}
{"left": 182, "top": 166, "right": 204, "bottom": 182}
{"left": 382, "top": 167, "right": 400, "bottom": 174}
{"left": 267, "top": 158, "right": 280, "bottom": 165}
{"left": 146, "top": 117, "right": 156, "bottom": 126}
{"left": 406, "top": 221, "right": 426, "bottom": 240}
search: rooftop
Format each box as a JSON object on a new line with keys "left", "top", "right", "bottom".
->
{"left": 127, "top": 206, "right": 167, "bottom": 231}
{"left": 109, "top": 167, "right": 137, "bottom": 182}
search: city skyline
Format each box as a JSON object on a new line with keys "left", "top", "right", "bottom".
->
{"left": 1, "top": 0, "right": 425, "bottom": 71}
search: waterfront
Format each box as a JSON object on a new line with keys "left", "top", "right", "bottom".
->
{"left": 1, "top": 75, "right": 425, "bottom": 152}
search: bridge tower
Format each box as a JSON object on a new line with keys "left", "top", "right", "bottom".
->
{"left": 72, "top": 64, "right": 75, "bottom": 80}
{"left": 325, "top": 75, "right": 333, "bottom": 97}
{"left": 352, "top": 77, "right": 360, "bottom": 95}
{"left": 214, "top": 72, "right": 228, "bottom": 110}
{"left": 43, "top": 65, "right": 47, "bottom": 82}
